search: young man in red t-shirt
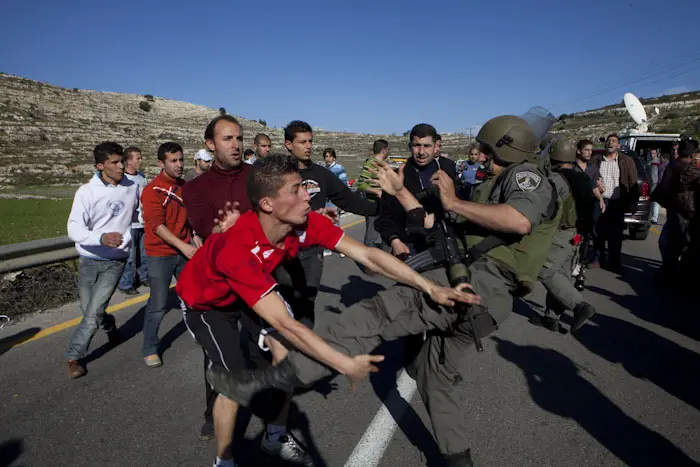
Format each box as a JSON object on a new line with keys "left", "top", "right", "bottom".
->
{"left": 141, "top": 142, "right": 200, "bottom": 367}
{"left": 176, "top": 155, "right": 477, "bottom": 467}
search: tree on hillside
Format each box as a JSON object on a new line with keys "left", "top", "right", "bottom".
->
{"left": 219, "top": 107, "right": 226, "bottom": 115}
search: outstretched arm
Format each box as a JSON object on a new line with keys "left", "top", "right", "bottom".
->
{"left": 253, "top": 293, "right": 384, "bottom": 382}
{"left": 335, "top": 235, "right": 481, "bottom": 307}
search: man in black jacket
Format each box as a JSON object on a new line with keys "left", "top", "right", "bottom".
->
{"left": 375, "top": 123, "right": 458, "bottom": 257}
{"left": 278, "top": 120, "right": 378, "bottom": 319}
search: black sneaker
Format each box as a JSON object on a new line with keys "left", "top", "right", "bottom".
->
{"left": 120, "top": 288, "right": 139, "bottom": 295}
{"left": 261, "top": 433, "right": 313, "bottom": 466}
{"left": 199, "top": 421, "right": 215, "bottom": 441}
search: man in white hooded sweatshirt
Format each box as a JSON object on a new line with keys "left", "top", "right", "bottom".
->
{"left": 65, "top": 142, "right": 139, "bottom": 379}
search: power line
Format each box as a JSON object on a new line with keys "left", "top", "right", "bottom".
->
{"left": 552, "top": 47, "right": 700, "bottom": 111}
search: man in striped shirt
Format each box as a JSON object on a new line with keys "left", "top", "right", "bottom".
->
{"left": 591, "top": 134, "right": 638, "bottom": 273}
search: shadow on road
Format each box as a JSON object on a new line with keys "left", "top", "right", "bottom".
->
{"left": 0, "top": 438, "right": 24, "bottom": 467}
{"left": 588, "top": 252, "right": 700, "bottom": 342}
{"left": 0, "top": 328, "right": 40, "bottom": 357}
{"left": 84, "top": 288, "right": 185, "bottom": 364}
{"left": 340, "top": 275, "right": 386, "bottom": 308}
{"left": 320, "top": 275, "right": 386, "bottom": 308}
{"left": 574, "top": 312, "right": 700, "bottom": 412}
{"left": 494, "top": 337, "right": 699, "bottom": 466}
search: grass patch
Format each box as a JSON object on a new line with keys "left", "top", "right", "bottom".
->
{"left": 0, "top": 198, "right": 73, "bottom": 245}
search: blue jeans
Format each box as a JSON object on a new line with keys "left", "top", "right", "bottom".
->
{"left": 118, "top": 228, "right": 148, "bottom": 289}
{"left": 142, "top": 254, "right": 186, "bottom": 356}
{"left": 65, "top": 257, "right": 126, "bottom": 360}
{"left": 651, "top": 202, "right": 660, "bottom": 223}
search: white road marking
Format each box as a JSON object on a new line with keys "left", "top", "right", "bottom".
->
{"left": 344, "top": 370, "right": 418, "bottom": 467}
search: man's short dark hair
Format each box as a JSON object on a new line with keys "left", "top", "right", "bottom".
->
{"left": 409, "top": 123, "right": 439, "bottom": 143}
{"left": 254, "top": 133, "right": 271, "bottom": 145}
{"left": 373, "top": 139, "right": 389, "bottom": 154}
{"left": 436, "top": 134, "right": 442, "bottom": 142}
{"left": 123, "top": 146, "right": 142, "bottom": 161}
{"left": 284, "top": 120, "right": 313, "bottom": 143}
{"left": 157, "top": 142, "right": 184, "bottom": 162}
{"left": 606, "top": 134, "right": 619, "bottom": 141}
{"left": 205, "top": 115, "right": 240, "bottom": 141}
{"left": 94, "top": 142, "right": 123, "bottom": 165}
{"left": 247, "top": 154, "right": 299, "bottom": 212}
{"left": 577, "top": 139, "right": 594, "bottom": 150}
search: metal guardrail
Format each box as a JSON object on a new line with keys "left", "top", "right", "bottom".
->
{"left": 0, "top": 236, "right": 77, "bottom": 274}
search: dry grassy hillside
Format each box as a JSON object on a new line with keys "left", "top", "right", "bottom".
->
{"left": 0, "top": 74, "right": 471, "bottom": 193}
{"left": 552, "top": 91, "right": 700, "bottom": 143}
{"left": 1, "top": 73, "right": 698, "bottom": 195}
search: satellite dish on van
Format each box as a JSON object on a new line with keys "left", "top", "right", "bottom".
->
{"left": 624, "top": 92, "right": 649, "bottom": 132}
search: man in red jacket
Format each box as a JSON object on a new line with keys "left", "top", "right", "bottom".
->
{"left": 141, "top": 142, "right": 199, "bottom": 367}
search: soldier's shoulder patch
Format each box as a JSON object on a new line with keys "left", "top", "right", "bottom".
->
{"left": 515, "top": 171, "right": 542, "bottom": 192}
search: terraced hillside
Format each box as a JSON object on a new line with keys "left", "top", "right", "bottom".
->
{"left": 1, "top": 72, "right": 698, "bottom": 194}
{"left": 0, "top": 74, "right": 471, "bottom": 192}
{"left": 552, "top": 91, "right": 700, "bottom": 143}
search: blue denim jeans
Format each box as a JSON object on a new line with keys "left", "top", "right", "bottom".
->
{"left": 118, "top": 228, "right": 148, "bottom": 290}
{"left": 65, "top": 257, "right": 126, "bottom": 360}
{"left": 651, "top": 202, "right": 660, "bottom": 223}
{"left": 142, "top": 254, "right": 186, "bottom": 356}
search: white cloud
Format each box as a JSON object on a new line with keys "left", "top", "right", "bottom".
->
{"left": 664, "top": 86, "right": 691, "bottom": 95}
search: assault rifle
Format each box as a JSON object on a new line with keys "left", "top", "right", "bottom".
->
{"left": 408, "top": 186, "right": 484, "bottom": 353}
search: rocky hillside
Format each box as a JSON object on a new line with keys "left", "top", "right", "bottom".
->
{"left": 1, "top": 73, "right": 698, "bottom": 193}
{"left": 0, "top": 74, "right": 472, "bottom": 192}
{"left": 552, "top": 91, "right": 700, "bottom": 143}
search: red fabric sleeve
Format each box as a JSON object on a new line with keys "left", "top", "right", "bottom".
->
{"left": 305, "top": 212, "right": 345, "bottom": 250}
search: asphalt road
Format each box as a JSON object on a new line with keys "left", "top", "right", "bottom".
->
{"left": 1, "top": 217, "right": 699, "bottom": 467}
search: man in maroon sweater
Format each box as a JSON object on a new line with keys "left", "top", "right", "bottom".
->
{"left": 183, "top": 115, "right": 253, "bottom": 444}
{"left": 184, "top": 115, "right": 252, "bottom": 237}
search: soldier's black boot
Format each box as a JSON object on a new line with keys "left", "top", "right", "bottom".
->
{"left": 443, "top": 449, "right": 474, "bottom": 467}
{"left": 206, "top": 358, "right": 303, "bottom": 407}
{"left": 571, "top": 302, "right": 596, "bottom": 331}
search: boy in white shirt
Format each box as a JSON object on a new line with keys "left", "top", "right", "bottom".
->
{"left": 64, "top": 142, "right": 139, "bottom": 379}
{"left": 117, "top": 146, "right": 149, "bottom": 294}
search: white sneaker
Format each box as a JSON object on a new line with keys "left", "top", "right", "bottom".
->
{"left": 323, "top": 249, "right": 332, "bottom": 257}
{"left": 260, "top": 433, "right": 312, "bottom": 466}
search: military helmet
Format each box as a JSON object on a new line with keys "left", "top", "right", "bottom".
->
{"left": 476, "top": 115, "right": 538, "bottom": 165}
{"left": 548, "top": 138, "right": 577, "bottom": 163}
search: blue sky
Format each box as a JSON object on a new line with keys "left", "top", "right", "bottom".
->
{"left": 1, "top": 0, "right": 698, "bottom": 134}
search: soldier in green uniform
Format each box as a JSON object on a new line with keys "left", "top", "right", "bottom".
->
{"left": 205, "top": 115, "right": 560, "bottom": 467}
{"left": 530, "top": 138, "right": 597, "bottom": 333}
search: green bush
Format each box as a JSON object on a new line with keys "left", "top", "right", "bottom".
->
{"left": 139, "top": 101, "right": 152, "bottom": 112}
{"left": 258, "top": 119, "right": 267, "bottom": 127}
{"left": 219, "top": 107, "right": 227, "bottom": 115}
{"left": 144, "top": 94, "right": 155, "bottom": 102}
